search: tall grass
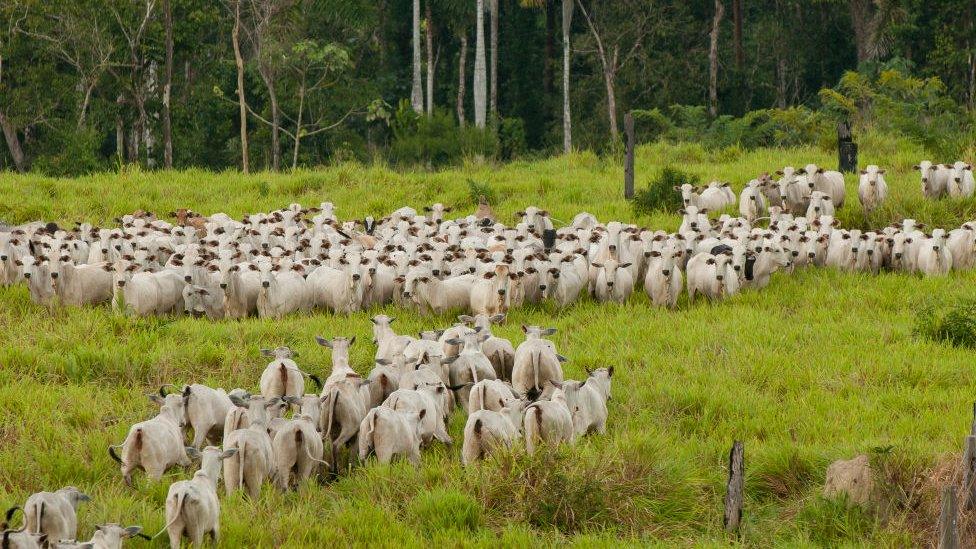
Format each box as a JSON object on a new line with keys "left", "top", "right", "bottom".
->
{"left": 1, "top": 141, "right": 975, "bottom": 545}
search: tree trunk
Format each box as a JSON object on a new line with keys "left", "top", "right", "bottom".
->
{"left": 732, "top": 0, "right": 743, "bottom": 69}
{"left": 849, "top": 0, "right": 872, "bottom": 64}
{"left": 232, "top": 0, "right": 249, "bottom": 174}
{"left": 425, "top": 0, "right": 434, "bottom": 115}
{"left": 162, "top": 0, "right": 174, "bottom": 168}
{"left": 77, "top": 80, "right": 96, "bottom": 129}
{"left": 489, "top": 0, "right": 498, "bottom": 118}
{"left": 561, "top": 0, "right": 573, "bottom": 153}
{"left": 602, "top": 60, "right": 618, "bottom": 139}
{"left": 257, "top": 64, "right": 281, "bottom": 171}
{"left": 457, "top": 33, "right": 467, "bottom": 126}
{"left": 292, "top": 85, "right": 305, "bottom": 170}
{"left": 0, "top": 110, "right": 27, "bottom": 173}
{"left": 473, "top": 0, "right": 487, "bottom": 128}
{"left": 776, "top": 57, "right": 787, "bottom": 109}
{"left": 115, "top": 109, "right": 125, "bottom": 164}
{"left": 411, "top": 0, "right": 424, "bottom": 113}
{"left": 544, "top": 0, "right": 555, "bottom": 95}
{"left": 709, "top": 0, "right": 725, "bottom": 118}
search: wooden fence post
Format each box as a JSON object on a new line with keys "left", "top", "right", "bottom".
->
{"left": 724, "top": 440, "right": 744, "bottom": 534}
{"left": 969, "top": 401, "right": 976, "bottom": 436}
{"left": 938, "top": 485, "right": 959, "bottom": 549}
{"left": 963, "top": 436, "right": 976, "bottom": 510}
{"left": 624, "top": 112, "right": 635, "bottom": 199}
{"left": 837, "top": 122, "right": 858, "bottom": 174}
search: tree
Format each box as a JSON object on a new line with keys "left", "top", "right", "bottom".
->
{"left": 280, "top": 40, "right": 357, "bottom": 168}
{"left": 561, "top": 0, "right": 572, "bottom": 152}
{"left": 108, "top": 0, "right": 158, "bottom": 166}
{"left": 411, "top": 0, "right": 423, "bottom": 113}
{"left": 162, "top": 0, "right": 173, "bottom": 168}
{"left": 0, "top": 0, "right": 29, "bottom": 172}
{"left": 488, "top": 0, "right": 498, "bottom": 117}
{"left": 708, "top": 0, "right": 725, "bottom": 117}
{"left": 473, "top": 0, "right": 486, "bottom": 128}
{"left": 230, "top": 0, "right": 249, "bottom": 173}
{"left": 243, "top": 0, "right": 296, "bottom": 171}
{"left": 576, "top": 0, "right": 658, "bottom": 140}
{"left": 425, "top": 0, "right": 435, "bottom": 114}
{"left": 19, "top": 0, "right": 115, "bottom": 129}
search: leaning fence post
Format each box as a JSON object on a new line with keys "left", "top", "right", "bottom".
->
{"left": 963, "top": 436, "right": 976, "bottom": 511}
{"left": 624, "top": 112, "right": 635, "bottom": 199}
{"left": 724, "top": 440, "right": 744, "bottom": 534}
{"left": 969, "top": 401, "right": 976, "bottom": 436}
{"left": 938, "top": 485, "right": 959, "bottom": 549}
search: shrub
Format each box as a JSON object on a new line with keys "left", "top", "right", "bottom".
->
{"left": 467, "top": 179, "right": 497, "bottom": 206}
{"left": 497, "top": 117, "right": 527, "bottom": 160}
{"left": 631, "top": 166, "right": 695, "bottom": 216}
{"left": 914, "top": 298, "right": 976, "bottom": 349}
{"left": 389, "top": 101, "right": 498, "bottom": 166}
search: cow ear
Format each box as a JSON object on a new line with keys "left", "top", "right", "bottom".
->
{"left": 147, "top": 394, "right": 164, "bottom": 404}
{"left": 483, "top": 272, "right": 495, "bottom": 279}
{"left": 706, "top": 258, "right": 716, "bottom": 265}
{"left": 859, "top": 170, "right": 867, "bottom": 175}
{"left": 608, "top": 366, "right": 615, "bottom": 377}
{"left": 219, "top": 448, "right": 239, "bottom": 460}
{"left": 315, "top": 336, "right": 332, "bottom": 348}
{"left": 185, "top": 447, "right": 201, "bottom": 461}
{"left": 912, "top": 165, "right": 920, "bottom": 170}
{"left": 619, "top": 262, "right": 632, "bottom": 269}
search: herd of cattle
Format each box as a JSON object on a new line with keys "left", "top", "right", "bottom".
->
{"left": 2, "top": 315, "right": 608, "bottom": 548}
{"left": 0, "top": 162, "right": 974, "bottom": 317}
{"left": 2, "top": 160, "right": 975, "bottom": 547}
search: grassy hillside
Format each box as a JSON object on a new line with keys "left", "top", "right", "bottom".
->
{"left": 2, "top": 140, "right": 975, "bottom": 546}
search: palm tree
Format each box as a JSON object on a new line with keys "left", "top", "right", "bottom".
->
{"left": 473, "top": 0, "right": 487, "bottom": 127}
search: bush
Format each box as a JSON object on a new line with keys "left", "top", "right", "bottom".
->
{"left": 467, "top": 179, "right": 497, "bottom": 206}
{"left": 497, "top": 117, "right": 526, "bottom": 160}
{"left": 389, "top": 101, "right": 498, "bottom": 166}
{"left": 631, "top": 166, "right": 695, "bottom": 216}
{"left": 31, "top": 127, "right": 105, "bottom": 176}
{"left": 914, "top": 298, "right": 976, "bottom": 349}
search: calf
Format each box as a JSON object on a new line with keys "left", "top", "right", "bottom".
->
{"left": 56, "top": 524, "right": 147, "bottom": 549}
{"left": 467, "top": 378, "right": 519, "bottom": 412}
{"left": 643, "top": 248, "right": 683, "bottom": 309}
{"left": 383, "top": 385, "right": 452, "bottom": 445}
{"left": 23, "top": 487, "right": 90, "bottom": 545}
{"left": 739, "top": 180, "right": 767, "bottom": 223}
{"left": 698, "top": 182, "right": 736, "bottom": 212}
{"left": 469, "top": 264, "right": 514, "bottom": 316}
{"left": 222, "top": 420, "right": 274, "bottom": 499}
{"left": 358, "top": 407, "right": 426, "bottom": 466}
{"left": 461, "top": 399, "right": 525, "bottom": 466}
{"left": 523, "top": 389, "right": 575, "bottom": 453}
{"left": 163, "top": 446, "right": 237, "bottom": 549}
{"left": 445, "top": 331, "right": 498, "bottom": 412}
{"left": 946, "top": 161, "right": 975, "bottom": 198}
{"left": 109, "top": 389, "right": 190, "bottom": 485}
{"left": 460, "top": 314, "right": 514, "bottom": 380}
{"left": 914, "top": 160, "right": 949, "bottom": 199}
{"left": 255, "top": 262, "right": 310, "bottom": 318}
{"left": 182, "top": 384, "right": 237, "bottom": 449}
{"left": 511, "top": 326, "right": 565, "bottom": 399}
{"left": 918, "top": 229, "right": 953, "bottom": 276}
{"left": 561, "top": 367, "right": 613, "bottom": 436}
{"left": 592, "top": 259, "right": 634, "bottom": 303}
{"left": 857, "top": 165, "right": 888, "bottom": 213}
{"left": 182, "top": 285, "right": 224, "bottom": 319}
{"left": 259, "top": 347, "right": 320, "bottom": 411}
{"left": 272, "top": 415, "right": 325, "bottom": 491}
{"left": 801, "top": 163, "right": 845, "bottom": 208}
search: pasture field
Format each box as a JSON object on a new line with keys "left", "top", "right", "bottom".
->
{"left": 2, "top": 139, "right": 976, "bottom": 546}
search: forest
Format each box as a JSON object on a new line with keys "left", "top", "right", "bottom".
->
{"left": 0, "top": 0, "right": 974, "bottom": 175}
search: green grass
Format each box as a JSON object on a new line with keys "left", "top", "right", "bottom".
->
{"left": 1, "top": 140, "right": 975, "bottom": 546}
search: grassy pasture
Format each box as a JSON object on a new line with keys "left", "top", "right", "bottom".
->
{"left": 1, "top": 139, "right": 976, "bottom": 546}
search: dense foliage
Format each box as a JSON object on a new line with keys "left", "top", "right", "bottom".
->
{"left": 0, "top": 0, "right": 974, "bottom": 174}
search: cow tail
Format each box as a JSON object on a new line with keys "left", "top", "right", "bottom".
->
{"left": 238, "top": 437, "right": 246, "bottom": 493}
